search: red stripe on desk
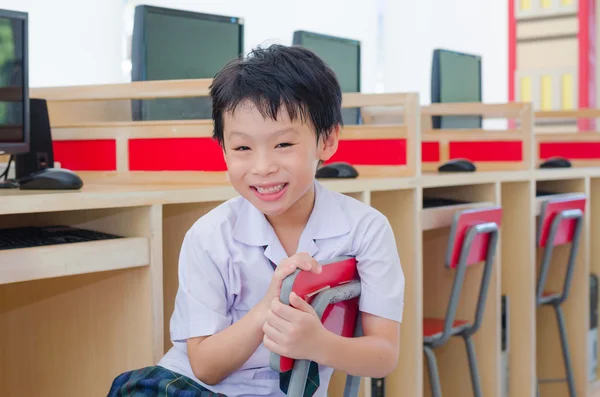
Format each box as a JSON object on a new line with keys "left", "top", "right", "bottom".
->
{"left": 53, "top": 140, "right": 116, "bottom": 171}
{"left": 328, "top": 139, "right": 407, "bottom": 165}
{"left": 540, "top": 142, "right": 600, "bottom": 159}
{"left": 422, "top": 142, "right": 441, "bottom": 162}
{"left": 129, "top": 138, "right": 227, "bottom": 171}
{"left": 449, "top": 141, "right": 523, "bottom": 162}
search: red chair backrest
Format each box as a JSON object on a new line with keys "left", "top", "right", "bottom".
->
{"left": 537, "top": 194, "right": 586, "bottom": 248}
{"left": 277, "top": 256, "right": 359, "bottom": 373}
{"left": 445, "top": 206, "right": 503, "bottom": 269}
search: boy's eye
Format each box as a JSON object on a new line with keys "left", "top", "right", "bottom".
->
{"left": 233, "top": 146, "right": 250, "bottom": 151}
{"left": 276, "top": 142, "right": 294, "bottom": 148}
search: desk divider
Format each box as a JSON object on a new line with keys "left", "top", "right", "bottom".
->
{"left": 535, "top": 109, "right": 600, "bottom": 168}
{"left": 31, "top": 80, "right": 420, "bottom": 179}
{"left": 0, "top": 78, "right": 593, "bottom": 397}
{"left": 420, "top": 103, "right": 534, "bottom": 172}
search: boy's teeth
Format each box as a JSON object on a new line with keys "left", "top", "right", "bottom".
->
{"left": 256, "top": 184, "right": 285, "bottom": 194}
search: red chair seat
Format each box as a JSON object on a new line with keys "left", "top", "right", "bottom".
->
{"left": 423, "top": 318, "right": 470, "bottom": 339}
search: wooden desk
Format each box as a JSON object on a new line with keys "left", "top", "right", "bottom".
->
{"left": 11, "top": 79, "right": 600, "bottom": 397}
{"left": 1, "top": 167, "right": 599, "bottom": 397}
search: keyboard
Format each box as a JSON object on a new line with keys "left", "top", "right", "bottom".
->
{"left": 535, "top": 190, "right": 555, "bottom": 197}
{"left": 423, "top": 197, "right": 470, "bottom": 208}
{"left": 0, "top": 225, "right": 123, "bottom": 250}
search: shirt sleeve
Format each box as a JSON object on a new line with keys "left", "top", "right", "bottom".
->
{"left": 356, "top": 213, "right": 405, "bottom": 323}
{"left": 170, "top": 227, "right": 232, "bottom": 342}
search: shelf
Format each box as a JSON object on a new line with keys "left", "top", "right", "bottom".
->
{"left": 422, "top": 201, "right": 495, "bottom": 231}
{"left": 0, "top": 237, "right": 150, "bottom": 285}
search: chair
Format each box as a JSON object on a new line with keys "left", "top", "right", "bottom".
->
{"left": 535, "top": 194, "right": 586, "bottom": 397}
{"left": 270, "top": 256, "right": 363, "bottom": 397}
{"left": 423, "top": 206, "right": 502, "bottom": 397}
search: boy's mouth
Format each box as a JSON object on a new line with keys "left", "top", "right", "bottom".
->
{"left": 251, "top": 183, "right": 288, "bottom": 201}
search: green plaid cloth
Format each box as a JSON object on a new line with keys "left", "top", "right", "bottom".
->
{"left": 279, "top": 361, "right": 320, "bottom": 397}
{"left": 108, "top": 365, "right": 227, "bottom": 397}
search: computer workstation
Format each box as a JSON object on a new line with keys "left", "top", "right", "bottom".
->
{"left": 0, "top": 9, "right": 82, "bottom": 191}
{"left": 0, "top": 9, "right": 123, "bottom": 251}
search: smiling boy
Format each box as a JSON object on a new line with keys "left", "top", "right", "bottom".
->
{"left": 109, "top": 44, "right": 404, "bottom": 397}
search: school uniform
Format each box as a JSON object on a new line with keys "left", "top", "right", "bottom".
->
{"left": 109, "top": 181, "right": 404, "bottom": 397}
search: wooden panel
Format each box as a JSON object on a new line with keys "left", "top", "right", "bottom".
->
{"left": 0, "top": 267, "right": 154, "bottom": 396}
{"left": 371, "top": 189, "right": 422, "bottom": 397}
{"left": 500, "top": 181, "right": 536, "bottom": 396}
{"left": 0, "top": 237, "right": 149, "bottom": 285}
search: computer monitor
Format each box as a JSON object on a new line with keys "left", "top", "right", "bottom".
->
{"left": 431, "top": 48, "right": 482, "bottom": 129}
{"left": 292, "top": 30, "right": 361, "bottom": 125}
{"left": 131, "top": 5, "right": 244, "bottom": 121}
{"left": 0, "top": 8, "right": 28, "bottom": 156}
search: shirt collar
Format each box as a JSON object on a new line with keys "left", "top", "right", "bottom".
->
{"left": 232, "top": 181, "right": 351, "bottom": 264}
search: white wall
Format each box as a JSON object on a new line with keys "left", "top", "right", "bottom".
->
{"left": 382, "top": 0, "right": 508, "bottom": 105}
{"left": 3, "top": 0, "right": 508, "bottom": 105}
{"left": 1, "top": 0, "right": 125, "bottom": 87}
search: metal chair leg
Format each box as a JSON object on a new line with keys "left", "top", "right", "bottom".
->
{"left": 464, "top": 335, "right": 483, "bottom": 397}
{"left": 554, "top": 304, "right": 577, "bottom": 397}
{"left": 424, "top": 345, "right": 443, "bottom": 397}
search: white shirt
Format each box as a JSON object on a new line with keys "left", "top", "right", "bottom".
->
{"left": 158, "top": 181, "right": 405, "bottom": 397}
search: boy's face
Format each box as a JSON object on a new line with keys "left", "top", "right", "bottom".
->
{"left": 222, "top": 100, "right": 339, "bottom": 218}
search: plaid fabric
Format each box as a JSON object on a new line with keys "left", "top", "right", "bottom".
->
{"left": 279, "top": 361, "right": 320, "bottom": 397}
{"left": 108, "top": 365, "right": 227, "bottom": 397}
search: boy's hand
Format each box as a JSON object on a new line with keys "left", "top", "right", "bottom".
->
{"left": 256, "top": 253, "right": 322, "bottom": 319}
{"left": 263, "top": 292, "right": 326, "bottom": 361}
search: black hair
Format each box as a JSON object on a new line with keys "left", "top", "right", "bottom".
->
{"left": 209, "top": 44, "right": 343, "bottom": 148}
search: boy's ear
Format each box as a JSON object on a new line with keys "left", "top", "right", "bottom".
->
{"left": 318, "top": 124, "right": 340, "bottom": 162}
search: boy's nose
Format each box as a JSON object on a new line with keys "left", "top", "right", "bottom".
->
{"left": 252, "top": 155, "right": 278, "bottom": 176}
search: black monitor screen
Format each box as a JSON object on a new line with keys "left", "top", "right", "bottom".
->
{"left": 293, "top": 31, "right": 361, "bottom": 125}
{"left": 132, "top": 6, "right": 243, "bottom": 120}
{"left": 431, "top": 49, "right": 482, "bottom": 129}
{"left": 0, "top": 10, "right": 27, "bottom": 154}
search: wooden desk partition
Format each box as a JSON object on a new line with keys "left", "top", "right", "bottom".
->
{"left": 420, "top": 102, "right": 534, "bottom": 172}
{"left": 31, "top": 80, "right": 420, "bottom": 179}
{"left": 535, "top": 109, "right": 600, "bottom": 168}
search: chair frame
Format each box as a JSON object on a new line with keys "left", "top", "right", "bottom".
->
{"left": 424, "top": 207, "right": 501, "bottom": 397}
{"left": 535, "top": 195, "right": 586, "bottom": 397}
{"left": 270, "top": 256, "right": 362, "bottom": 397}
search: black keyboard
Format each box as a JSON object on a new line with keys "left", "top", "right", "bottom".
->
{"left": 0, "top": 225, "right": 123, "bottom": 250}
{"left": 536, "top": 190, "right": 555, "bottom": 197}
{"left": 423, "top": 197, "right": 470, "bottom": 208}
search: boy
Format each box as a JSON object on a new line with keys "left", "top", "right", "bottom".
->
{"left": 109, "top": 44, "right": 404, "bottom": 397}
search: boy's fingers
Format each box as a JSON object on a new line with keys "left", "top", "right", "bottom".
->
{"left": 294, "top": 253, "right": 321, "bottom": 273}
{"left": 271, "top": 298, "right": 302, "bottom": 322}
{"left": 289, "top": 292, "right": 317, "bottom": 315}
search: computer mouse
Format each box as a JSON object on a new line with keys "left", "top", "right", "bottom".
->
{"left": 437, "top": 158, "right": 476, "bottom": 173}
{"left": 539, "top": 157, "right": 572, "bottom": 169}
{"left": 18, "top": 168, "right": 84, "bottom": 190}
{"left": 315, "top": 162, "right": 359, "bottom": 179}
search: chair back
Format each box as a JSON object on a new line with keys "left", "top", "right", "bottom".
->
{"left": 441, "top": 207, "right": 502, "bottom": 340}
{"left": 270, "top": 256, "right": 362, "bottom": 397}
{"left": 536, "top": 194, "right": 586, "bottom": 305}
